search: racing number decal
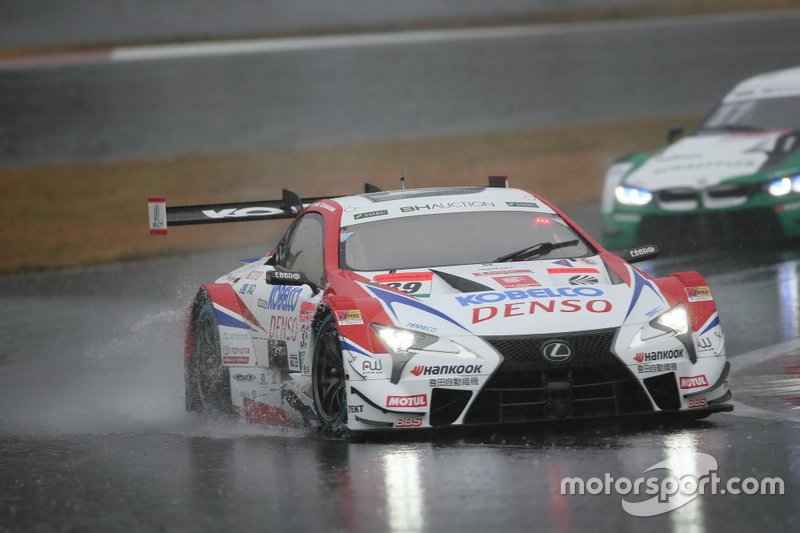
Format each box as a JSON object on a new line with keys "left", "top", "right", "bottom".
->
{"left": 373, "top": 272, "right": 433, "bottom": 298}
{"left": 386, "top": 281, "right": 422, "bottom": 293}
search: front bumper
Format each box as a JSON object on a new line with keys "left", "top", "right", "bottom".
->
{"left": 342, "top": 328, "right": 732, "bottom": 431}
{"left": 602, "top": 196, "right": 800, "bottom": 249}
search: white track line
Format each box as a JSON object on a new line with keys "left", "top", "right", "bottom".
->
{"left": 729, "top": 338, "right": 800, "bottom": 373}
{"left": 723, "top": 338, "right": 800, "bottom": 422}
{"left": 111, "top": 9, "right": 800, "bottom": 63}
{"left": 2, "top": 9, "right": 798, "bottom": 70}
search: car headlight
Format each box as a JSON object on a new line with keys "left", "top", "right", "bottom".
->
{"left": 649, "top": 304, "right": 689, "bottom": 335}
{"left": 371, "top": 324, "right": 438, "bottom": 354}
{"left": 766, "top": 174, "right": 800, "bottom": 197}
{"left": 371, "top": 324, "right": 476, "bottom": 383}
{"left": 615, "top": 185, "right": 653, "bottom": 206}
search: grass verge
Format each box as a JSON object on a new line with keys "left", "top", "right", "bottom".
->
{"left": 0, "top": 115, "right": 697, "bottom": 275}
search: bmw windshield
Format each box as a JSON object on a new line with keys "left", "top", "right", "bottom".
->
{"left": 698, "top": 95, "right": 800, "bottom": 133}
{"left": 339, "top": 211, "right": 593, "bottom": 271}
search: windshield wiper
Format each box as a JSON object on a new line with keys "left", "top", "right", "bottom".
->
{"left": 494, "top": 239, "right": 579, "bottom": 263}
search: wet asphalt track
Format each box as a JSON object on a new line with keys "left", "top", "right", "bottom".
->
{"left": 2, "top": 9, "right": 800, "bottom": 532}
{"left": 3, "top": 10, "right": 800, "bottom": 166}
{"left": 0, "top": 207, "right": 798, "bottom": 532}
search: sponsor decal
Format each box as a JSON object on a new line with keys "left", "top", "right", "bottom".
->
{"left": 409, "top": 364, "right": 483, "bottom": 376}
{"left": 680, "top": 375, "right": 709, "bottom": 390}
{"left": 400, "top": 201, "right": 495, "bottom": 213}
{"left": 548, "top": 267, "right": 600, "bottom": 275}
{"left": 696, "top": 336, "right": 714, "bottom": 353}
{"left": 299, "top": 301, "right": 316, "bottom": 323}
{"left": 223, "top": 356, "right": 249, "bottom": 364}
{"left": 406, "top": 322, "right": 437, "bottom": 333}
{"left": 505, "top": 201, "right": 539, "bottom": 208}
{"left": 428, "top": 377, "right": 480, "bottom": 387}
{"left": 271, "top": 271, "right": 302, "bottom": 282}
{"left": 246, "top": 270, "right": 263, "bottom": 280}
{"left": 348, "top": 405, "right": 364, "bottom": 413}
{"left": 686, "top": 286, "right": 713, "bottom": 303}
{"left": 386, "top": 394, "right": 428, "bottom": 408}
{"left": 222, "top": 331, "right": 249, "bottom": 342}
{"left": 456, "top": 287, "right": 604, "bottom": 307}
{"left": 472, "top": 299, "right": 612, "bottom": 323}
{"left": 202, "top": 207, "right": 283, "bottom": 219}
{"left": 493, "top": 275, "right": 540, "bottom": 288}
{"left": 627, "top": 246, "right": 657, "bottom": 259}
{"left": 233, "top": 373, "right": 256, "bottom": 382}
{"left": 354, "top": 209, "right": 388, "bottom": 220}
{"left": 568, "top": 275, "right": 598, "bottom": 285}
{"left": 633, "top": 349, "right": 685, "bottom": 363}
{"left": 336, "top": 310, "right": 363, "bottom": 326}
{"left": 238, "top": 282, "right": 256, "bottom": 295}
{"left": 577, "top": 258, "right": 598, "bottom": 266}
{"left": 222, "top": 345, "right": 251, "bottom": 356}
{"left": 688, "top": 398, "right": 708, "bottom": 409}
{"left": 361, "top": 359, "right": 383, "bottom": 375}
{"left": 645, "top": 306, "right": 664, "bottom": 319}
{"left": 637, "top": 362, "right": 678, "bottom": 374}
{"left": 553, "top": 259, "right": 572, "bottom": 267}
{"left": 473, "top": 269, "right": 531, "bottom": 277}
{"left": 373, "top": 271, "right": 433, "bottom": 298}
{"left": 264, "top": 285, "right": 303, "bottom": 312}
{"left": 315, "top": 201, "right": 337, "bottom": 213}
{"left": 269, "top": 315, "right": 297, "bottom": 342}
{"left": 396, "top": 417, "right": 423, "bottom": 428}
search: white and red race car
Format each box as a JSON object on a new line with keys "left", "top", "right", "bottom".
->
{"left": 148, "top": 179, "right": 732, "bottom": 433}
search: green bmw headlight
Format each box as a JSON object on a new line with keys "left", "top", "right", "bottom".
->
{"left": 615, "top": 185, "right": 653, "bottom": 206}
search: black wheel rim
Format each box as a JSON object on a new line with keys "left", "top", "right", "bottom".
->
{"left": 314, "top": 323, "right": 345, "bottom": 424}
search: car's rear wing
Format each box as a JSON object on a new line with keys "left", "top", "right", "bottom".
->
{"left": 149, "top": 185, "right": 383, "bottom": 235}
{"left": 149, "top": 176, "right": 508, "bottom": 234}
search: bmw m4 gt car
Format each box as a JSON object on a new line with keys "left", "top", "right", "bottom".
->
{"left": 148, "top": 179, "right": 732, "bottom": 433}
{"left": 602, "top": 66, "right": 800, "bottom": 249}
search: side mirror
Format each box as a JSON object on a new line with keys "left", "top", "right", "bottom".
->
{"left": 621, "top": 244, "right": 660, "bottom": 263}
{"left": 666, "top": 125, "right": 684, "bottom": 144}
{"left": 265, "top": 270, "right": 320, "bottom": 295}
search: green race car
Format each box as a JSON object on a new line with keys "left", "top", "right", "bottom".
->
{"left": 602, "top": 66, "right": 800, "bottom": 249}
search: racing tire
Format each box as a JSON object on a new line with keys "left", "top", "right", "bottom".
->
{"left": 312, "top": 314, "right": 347, "bottom": 432}
{"left": 185, "top": 298, "right": 233, "bottom": 417}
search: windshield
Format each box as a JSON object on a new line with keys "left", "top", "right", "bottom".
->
{"left": 340, "top": 211, "right": 593, "bottom": 271}
{"left": 698, "top": 95, "right": 800, "bottom": 133}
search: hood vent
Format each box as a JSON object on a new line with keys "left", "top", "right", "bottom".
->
{"left": 429, "top": 269, "right": 492, "bottom": 293}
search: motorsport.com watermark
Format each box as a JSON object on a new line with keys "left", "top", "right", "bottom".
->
{"left": 560, "top": 452, "right": 784, "bottom": 517}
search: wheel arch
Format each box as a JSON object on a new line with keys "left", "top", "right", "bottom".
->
{"left": 184, "top": 283, "right": 259, "bottom": 364}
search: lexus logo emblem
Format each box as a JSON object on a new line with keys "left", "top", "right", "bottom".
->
{"left": 542, "top": 341, "right": 573, "bottom": 363}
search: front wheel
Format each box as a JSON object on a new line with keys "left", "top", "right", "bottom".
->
{"left": 185, "top": 299, "right": 233, "bottom": 417}
{"left": 312, "top": 315, "right": 347, "bottom": 431}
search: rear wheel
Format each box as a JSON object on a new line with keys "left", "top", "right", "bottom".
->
{"left": 185, "top": 299, "right": 233, "bottom": 416}
{"left": 312, "top": 315, "right": 347, "bottom": 431}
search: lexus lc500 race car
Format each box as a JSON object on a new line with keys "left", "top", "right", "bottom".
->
{"left": 602, "top": 66, "right": 800, "bottom": 249}
{"left": 148, "top": 178, "right": 732, "bottom": 433}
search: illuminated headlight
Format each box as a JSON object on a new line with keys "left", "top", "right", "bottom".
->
{"left": 649, "top": 304, "right": 689, "bottom": 335}
{"left": 615, "top": 185, "right": 653, "bottom": 206}
{"left": 767, "top": 174, "right": 800, "bottom": 196}
{"left": 371, "top": 324, "right": 476, "bottom": 358}
{"left": 372, "top": 324, "right": 437, "bottom": 354}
